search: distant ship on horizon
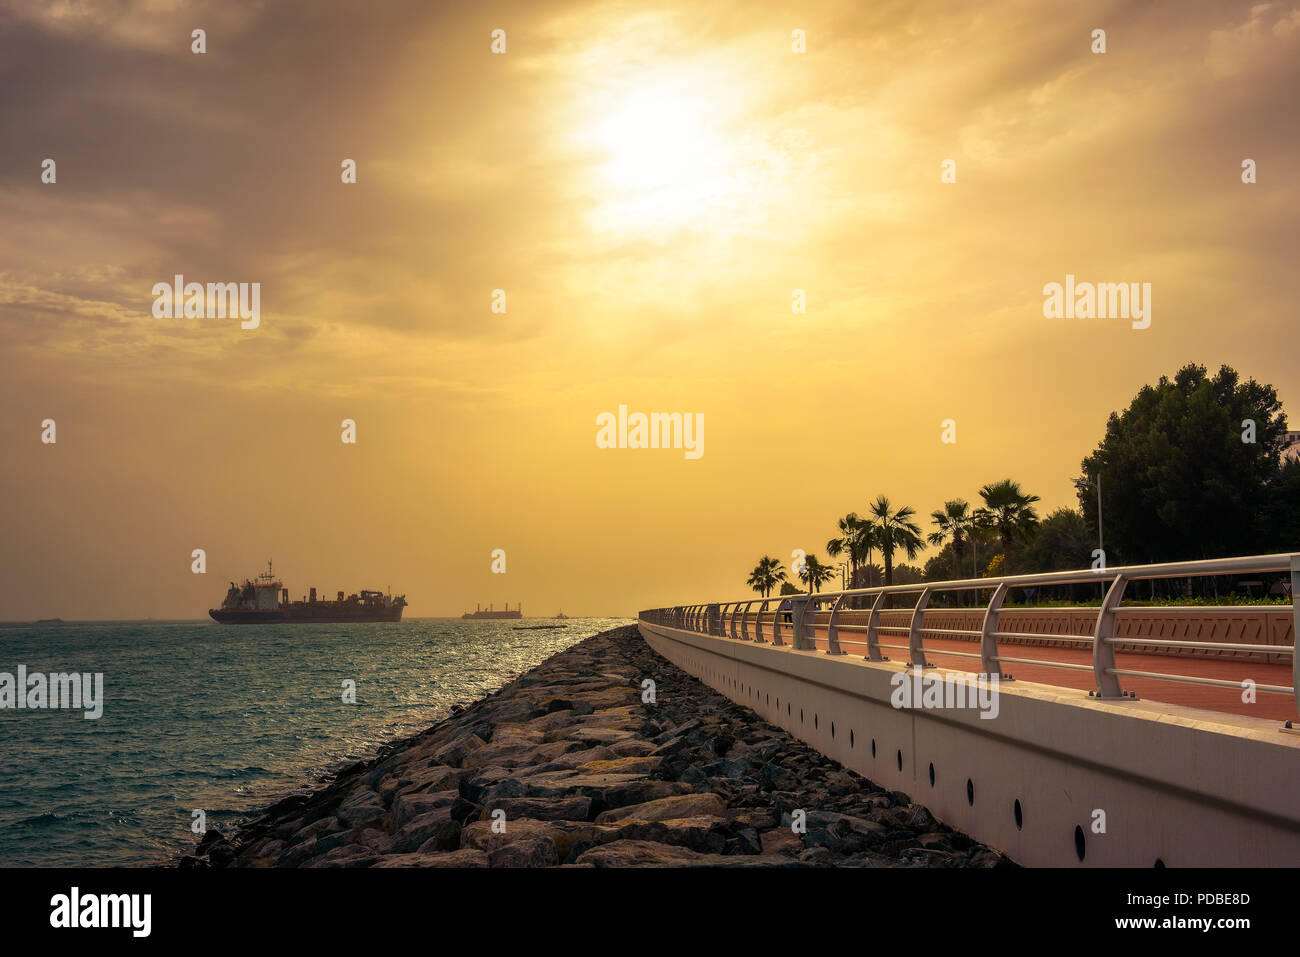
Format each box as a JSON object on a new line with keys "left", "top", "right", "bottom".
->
{"left": 462, "top": 602, "right": 522, "bottom": 620}
{"left": 210, "top": 562, "right": 407, "bottom": 624}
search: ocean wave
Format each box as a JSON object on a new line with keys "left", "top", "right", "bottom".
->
{"left": 7, "top": 811, "right": 61, "bottom": 828}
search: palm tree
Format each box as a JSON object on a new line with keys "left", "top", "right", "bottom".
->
{"left": 868, "top": 495, "right": 924, "bottom": 586}
{"left": 978, "top": 479, "right": 1041, "bottom": 550}
{"left": 746, "top": 556, "right": 787, "bottom": 598}
{"left": 797, "top": 553, "right": 836, "bottom": 594}
{"left": 826, "top": 513, "right": 875, "bottom": 588}
{"left": 928, "top": 499, "right": 976, "bottom": 576}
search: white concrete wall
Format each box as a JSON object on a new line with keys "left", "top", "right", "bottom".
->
{"left": 640, "top": 620, "right": 1300, "bottom": 867}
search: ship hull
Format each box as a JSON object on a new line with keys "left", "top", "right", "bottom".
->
{"left": 210, "top": 607, "right": 405, "bottom": 624}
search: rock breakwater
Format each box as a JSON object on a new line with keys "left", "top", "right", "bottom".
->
{"left": 179, "top": 625, "right": 1010, "bottom": 868}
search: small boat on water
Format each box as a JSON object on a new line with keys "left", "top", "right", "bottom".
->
{"left": 513, "top": 624, "right": 567, "bottom": 631}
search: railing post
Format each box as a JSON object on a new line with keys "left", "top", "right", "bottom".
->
{"left": 1092, "top": 574, "right": 1128, "bottom": 699}
{"left": 739, "top": 600, "right": 753, "bottom": 640}
{"left": 771, "top": 598, "right": 785, "bottom": 647}
{"left": 1291, "top": 555, "right": 1299, "bottom": 720}
{"left": 909, "top": 587, "right": 932, "bottom": 668}
{"left": 980, "top": 582, "right": 1009, "bottom": 676}
{"left": 826, "top": 593, "right": 847, "bottom": 655}
{"left": 791, "top": 596, "right": 810, "bottom": 649}
{"left": 865, "top": 591, "right": 886, "bottom": 661}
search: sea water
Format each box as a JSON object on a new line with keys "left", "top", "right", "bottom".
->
{"left": 0, "top": 617, "right": 628, "bottom": 866}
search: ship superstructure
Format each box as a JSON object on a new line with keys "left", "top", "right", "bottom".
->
{"left": 209, "top": 562, "right": 406, "bottom": 623}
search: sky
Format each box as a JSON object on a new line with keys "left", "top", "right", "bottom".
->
{"left": 1, "top": 0, "right": 1297, "bottom": 619}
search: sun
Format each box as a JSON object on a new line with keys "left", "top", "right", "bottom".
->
{"left": 589, "top": 87, "right": 708, "bottom": 192}
{"left": 577, "top": 76, "right": 747, "bottom": 233}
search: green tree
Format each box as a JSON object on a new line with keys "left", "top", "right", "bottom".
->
{"left": 1261, "top": 458, "right": 1300, "bottom": 552}
{"left": 890, "top": 563, "right": 926, "bottom": 586}
{"left": 1079, "top": 363, "right": 1287, "bottom": 562}
{"left": 745, "top": 556, "right": 787, "bottom": 598}
{"left": 1018, "top": 508, "right": 1095, "bottom": 573}
{"left": 977, "top": 479, "right": 1041, "bottom": 551}
{"left": 868, "top": 495, "right": 923, "bottom": 586}
{"left": 797, "top": 553, "right": 836, "bottom": 594}
{"left": 928, "top": 499, "right": 976, "bottom": 577}
{"left": 922, "top": 543, "right": 959, "bottom": 582}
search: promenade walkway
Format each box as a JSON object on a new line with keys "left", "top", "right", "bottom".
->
{"left": 789, "top": 626, "right": 1294, "bottom": 720}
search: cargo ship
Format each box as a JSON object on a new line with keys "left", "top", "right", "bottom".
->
{"left": 461, "top": 602, "right": 522, "bottom": 620}
{"left": 209, "top": 562, "right": 406, "bottom": 623}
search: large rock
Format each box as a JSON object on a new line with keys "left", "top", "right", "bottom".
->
{"left": 459, "top": 766, "right": 517, "bottom": 803}
{"left": 392, "top": 790, "right": 456, "bottom": 830}
{"left": 761, "top": 828, "right": 802, "bottom": 856}
{"left": 393, "top": 806, "right": 459, "bottom": 853}
{"left": 607, "top": 815, "right": 730, "bottom": 853}
{"left": 488, "top": 837, "right": 560, "bottom": 868}
{"left": 572, "top": 839, "right": 711, "bottom": 867}
{"left": 577, "top": 756, "right": 662, "bottom": 775}
{"left": 276, "top": 836, "right": 319, "bottom": 867}
{"left": 286, "top": 817, "right": 342, "bottom": 847}
{"left": 371, "top": 849, "right": 489, "bottom": 868}
{"left": 599, "top": 779, "right": 693, "bottom": 809}
{"left": 480, "top": 795, "right": 593, "bottom": 822}
{"left": 303, "top": 844, "right": 380, "bottom": 868}
{"left": 380, "top": 766, "right": 464, "bottom": 803}
{"left": 460, "top": 818, "right": 615, "bottom": 860}
{"left": 514, "top": 770, "right": 650, "bottom": 799}
{"left": 596, "top": 792, "right": 726, "bottom": 824}
{"left": 431, "top": 731, "right": 487, "bottom": 768}
{"left": 336, "top": 787, "right": 386, "bottom": 827}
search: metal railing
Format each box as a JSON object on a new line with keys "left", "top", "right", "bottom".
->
{"left": 640, "top": 553, "right": 1300, "bottom": 717}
